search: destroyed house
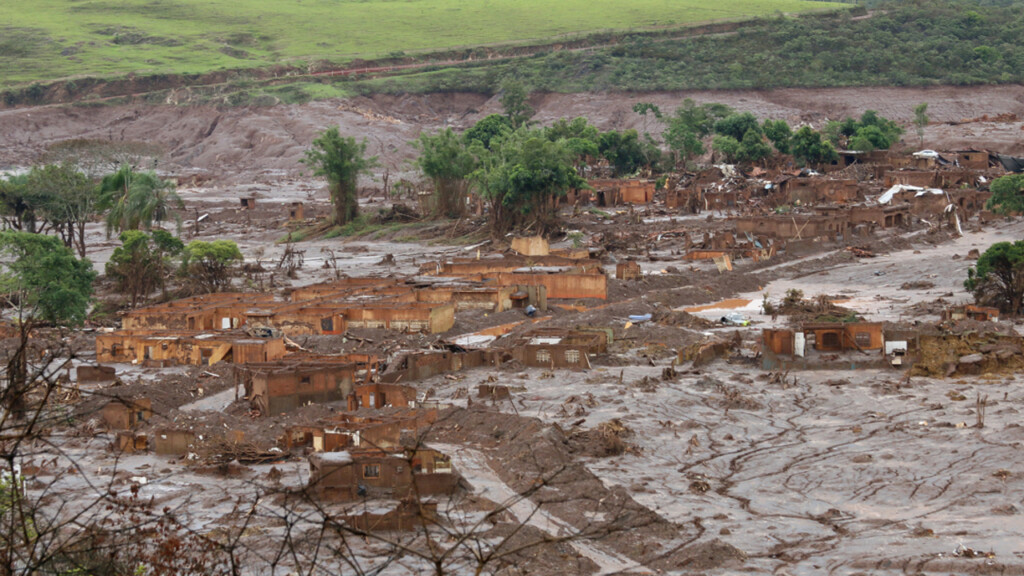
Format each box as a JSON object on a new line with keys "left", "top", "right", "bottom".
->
{"left": 954, "top": 149, "right": 993, "bottom": 170}
{"left": 120, "top": 293, "right": 276, "bottom": 331}
{"left": 341, "top": 500, "right": 438, "bottom": 532}
{"left": 776, "top": 178, "right": 860, "bottom": 205}
{"left": 96, "top": 330, "right": 286, "bottom": 366}
{"left": 421, "top": 256, "right": 608, "bottom": 300}
{"left": 884, "top": 170, "right": 940, "bottom": 188}
{"left": 424, "top": 255, "right": 603, "bottom": 276}
{"left": 944, "top": 305, "right": 1000, "bottom": 322}
{"left": 510, "top": 235, "right": 549, "bottom": 256}
{"left": 268, "top": 299, "right": 455, "bottom": 335}
{"left": 813, "top": 204, "right": 910, "bottom": 229}
{"left": 803, "top": 322, "right": 884, "bottom": 352}
{"left": 348, "top": 383, "right": 417, "bottom": 410}
{"left": 101, "top": 398, "right": 152, "bottom": 430}
{"left": 285, "top": 408, "right": 441, "bottom": 452}
{"left": 308, "top": 447, "right": 459, "bottom": 501}
{"left": 380, "top": 349, "right": 499, "bottom": 383}
{"left": 586, "top": 178, "right": 656, "bottom": 206}
{"left": 236, "top": 355, "right": 380, "bottom": 415}
{"left": 762, "top": 322, "right": 884, "bottom": 356}
{"left": 734, "top": 215, "right": 849, "bottom": 241}
{"left": 506, "top": 328, "right": 608, "bottom": 369}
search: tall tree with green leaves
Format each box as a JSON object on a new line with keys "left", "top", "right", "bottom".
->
{"left": 472, "top": 128, "right": 583, "bottom": 234}
{"left": 303, "top": 127, "right": 378, "bottom": 227}
{"left": 181, "top": 239, "right": 243, "bottom": 294}
{"left": 544, "top": 118, "right": 601, "bottom": 176}
{"left": 762, "top": 119, "right": 793, "bottom": 155}
{"left": 0, "top": 231, "right": 95, "bottom": 395}
{"left": 415, "top": 128, "right": 477, "bottom": 218}
{"left": 27, "top": 163, "right": 98, "bottom": 257}
{"left": 464, "top": 114, "right": 513, "bottom": 150}
{"left": 791, "top": 126, "right": 839, "bottom": 166}
{"left": 985, "top": 174, "right": 1024, "bottom": 215}
{"left": 714, "top": 112, "right": 762, "bottom": 141}
{"left": 106, "top": 230, "right": 184, "bottom": 307}
{"left": 965, "top": 240, "right": 1024, "bottom": 314}
{"left": 499, "top": 79, "right": 533, "bottom": 129}
{"left": 632, "top": 102, "right": 662, "bottom": 137}
{"left": 598, "top": 130, "right": 660, "bottom": 176}
{"left": 0, "top": 173, "right": 48, "bottom": 233}
{"left": 98, "top": 165, "right": 182, "bottom": 237}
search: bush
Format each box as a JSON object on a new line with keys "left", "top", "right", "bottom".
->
{"left": 985, "top": 174, "right": 1024, "bottom": 215}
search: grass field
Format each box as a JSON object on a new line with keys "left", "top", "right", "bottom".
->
{"left": 1, "top": 0, "right": 846, "bottom": 87}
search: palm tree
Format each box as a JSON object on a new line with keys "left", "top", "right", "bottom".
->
{"left": 99, "top": 165, "right": 183, "bottom": 236}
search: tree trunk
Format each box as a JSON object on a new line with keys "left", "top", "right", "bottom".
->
{"left": 76, "top": 221, "right": 87, "bottom": 258}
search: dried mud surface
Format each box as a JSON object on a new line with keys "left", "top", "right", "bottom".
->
{"left": 2, "top": 86, "right": 1023, "bottom": 183}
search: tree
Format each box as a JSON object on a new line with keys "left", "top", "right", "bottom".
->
{"left": 714, "top": 112, "right": 762, "bottom": 141}
{"left": 965, "top": 240, "right": 1024, "bottom": 314}
{"left": 99, "top": 165, "right": 182, "bottom": 236}
{"left": 472, "top": 128, "right": 584, "bottom": 234}
{"left": 598, "top": 130, "right": 658, "bottom": 177}
{"left": 0, "top": 173, "right": 48, "bottom": 233}
{"left": 499, "top": 79, "right": 533, "bottom": 129}
{"left": 464, "top": 114, "right": 512, "bottom": 150}
{"left": 415, "top": 128, "right": 477, "bottom": 218}
{"left": 0, "top": 231, "right": 95, "bottom": 328}
{"left": 985, "top": 174, "right": 1024, "bottom": 215}
{"left": 181, "top": 240, "right": 243, "bottom": 294}
{"left": 738, "top": 128, "right": 773, "bottom": 164}
{"left": 303, "top": 127, "right": 378, "bottom": 227}
{"left": 762, "top": 119, "right": 793, "bottom": 155}
{"left": 106, "top": 230, "right": 183, "bottom": 307}
{"left": 667, "top": 99, "right": 732, "bottom": 139}
{"left": 711, "top": 129, "right": 772, "bottom": 165}
{"left": 711, "top": 135, "right": 741, "bottom": 163}
{"left": 791, "top": 126, "right": 839, "bottom": 165}
{"left": 632, "top": 102, "right": 662, "bottom": 136}
{"left": 545, "top": 118, "right": 601, "bottom": 177}
{"left": 664, "top": 125, "right": 704, "bottom": 165}
{"left": 913, "top": 102, "right": 929, "bottom": 146}
{"left": 0, "top": 231, "right": 95, "bottom": 394}
{"left": 27, "top": 163, "right": 98, "bottom": 257}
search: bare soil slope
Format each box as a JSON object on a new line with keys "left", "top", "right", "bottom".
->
{"left": 1, "top": 86, "right": 1022, "bottom": 182}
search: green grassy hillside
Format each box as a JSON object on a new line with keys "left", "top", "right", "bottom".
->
{"left": 1, "top": 0, "right": 845, "bottom": 87}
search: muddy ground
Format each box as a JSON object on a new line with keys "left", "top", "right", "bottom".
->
{"left": 2, "top": 86, "right": 1024, "bottom": 184}
{"left": 7, "top": 86, "right": 1024, "bottom": 574}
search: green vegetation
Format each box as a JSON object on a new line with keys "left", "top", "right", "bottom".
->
{"left": 98, "top": 166, "right": 183, "bottom": 236}
{"left": 303, "top": 128, "right": 379, "bottom": 226}
{"left": 341, "top": 0, "right": 1024, "bottom": 96}
{"left": 0, "top": 0, "right": 844, "bottom": 88}
{"left": 965, "top": 241, "right": 1024, "bottom": 314}
{"left": 0, "top": 231, "right": 95, "bottom": 327}
{"left": 415, "top": 128, "right": 476, "bottom": 218}
{"left": 181, "top": 239, "right": 243, "bottom": 293}
{"left": 107, "top": 230, "right": 183, "bottom": 307}
{"left": 984, "top": 174, "right": 1024, "bottom": 215}
{"left": 791, "top": 126, "right": 839, "bottom": 165}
